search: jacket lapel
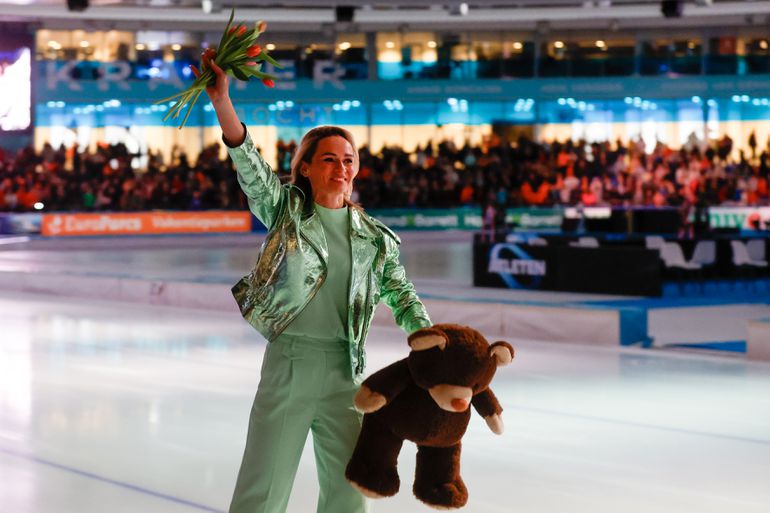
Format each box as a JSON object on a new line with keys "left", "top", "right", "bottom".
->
{"left": 349, "top": 209, "right": 379, "bottom": 300}
{"left": 299, "top": 212, "right": 328, "bottom": 264}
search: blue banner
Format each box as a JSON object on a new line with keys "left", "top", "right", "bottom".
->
{"left": 37, "top": 60, "right": 770, "bottom": 104}
{"left": 35, "top": 58, "right": 770, "bottom": 129}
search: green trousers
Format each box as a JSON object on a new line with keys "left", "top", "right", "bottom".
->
{"left": 228, "top": 335, "right": 368, "bottom": 513}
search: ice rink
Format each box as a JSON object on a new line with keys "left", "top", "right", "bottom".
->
{"left": 1, "top": 233, "right": 770, "bottom": 513}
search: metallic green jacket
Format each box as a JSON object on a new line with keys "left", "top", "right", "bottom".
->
{"left": 225, "top": 128, "right": 432, "bottom": 377}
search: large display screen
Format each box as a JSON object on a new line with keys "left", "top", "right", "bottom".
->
{"left": 0, "top": 29, "right": 32, "bottom": 132}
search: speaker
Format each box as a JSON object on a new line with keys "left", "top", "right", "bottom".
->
{"left": 335, "top": 6, "right": 355, "bottom": 23}
{"left": 67, "top": 0, "right": 89, "bottom": 12}
{"left": 660, "top": 0, "right": 683, "bottom": 18}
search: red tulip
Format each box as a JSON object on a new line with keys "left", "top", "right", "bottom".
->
{"left": 246, "top": 44, "right": 262, "bottom": 57}
{"left": 262, "top": 78, "right": 275, "bottom": 88}
{"left": 246, "top": 61, "right": 257, "bottom": 66}
{"left": 229, "top": 25, "right": 246, "bottom": 37}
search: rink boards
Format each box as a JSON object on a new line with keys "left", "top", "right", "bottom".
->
{"left": 0, "top": 231, "right": 768, "bottom": 358}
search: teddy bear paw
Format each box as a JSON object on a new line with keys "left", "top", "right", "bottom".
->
{"left": 353, "top": 385, "right": 387, "bottom": 413}
{"left": 346, "top": 468, "right": 400, "bottom": 498}
{"left": 484, "top": 413, "right": 504, "bottom": 435}
{"left": 349, "top": 480, "right": 389, "bottom": 499}
{"left": 414, "top": 478, "right": 468, "bottom": 510}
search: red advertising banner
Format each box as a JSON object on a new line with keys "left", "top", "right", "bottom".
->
{"left": 41, "top": 212, "right": 252, "bottom": 236}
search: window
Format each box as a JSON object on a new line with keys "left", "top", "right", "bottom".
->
{"left": 640, "top": 38, "right": 702, "bottom": 75}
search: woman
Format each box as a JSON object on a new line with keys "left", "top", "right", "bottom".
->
{"left": 192, "top": 50, "right": 432, "bottom": 513}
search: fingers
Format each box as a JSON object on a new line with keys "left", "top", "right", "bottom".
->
{"left": 200, "top": 48, "right": 218, "bottom": 69}
{"left": 208, "top": 59, "right": 223, "bottom": 73}
{"left": 202, "top": 48, "right": 216, "bottom": 61}
{"left": 200, "top": 54, "right": 224, "bottom": 79}
{"left": 197, "top": 48, "right": 227, "bottom": 92}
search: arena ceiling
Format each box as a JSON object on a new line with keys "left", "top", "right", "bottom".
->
{"left": 1, "top": 0, "right": 769, "bottom": 33}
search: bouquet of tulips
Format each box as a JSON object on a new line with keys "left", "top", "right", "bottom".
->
{"left": 154, "top": 8, "right": 280, "bottom": 129}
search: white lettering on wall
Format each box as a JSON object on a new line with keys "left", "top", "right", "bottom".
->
{"left": 313, "top": 60, "right": 345, "bottom": 90}
{"left": 488, "top": 258, "right": 547, "bottom": 276}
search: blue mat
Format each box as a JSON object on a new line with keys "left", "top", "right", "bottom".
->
{"left": 580, "top": 279, "right": 770, "bottom": 310}
{"left": 664, "top": 340, "right": 747, "bottom": 353}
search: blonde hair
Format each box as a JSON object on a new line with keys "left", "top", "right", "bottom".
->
{"left": 290, "top": 126, "right": 361, "bottom": 211}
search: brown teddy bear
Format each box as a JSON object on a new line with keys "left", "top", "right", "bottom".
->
{"left": 345, "top": 323, "right": 514, "bottom": 509}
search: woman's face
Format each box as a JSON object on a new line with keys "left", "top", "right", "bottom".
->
{"left": 302, "top": 136, "right": 358, "bottom": 200}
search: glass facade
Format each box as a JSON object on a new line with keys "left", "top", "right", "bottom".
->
{"left": 640, "top": 37, "right": 703, "bottom": 75}
{"left": 28, "top": 26, "right": 770, "bottom": 161}
{"left": 35, "top": 29, "right": 770, "bottom": 80}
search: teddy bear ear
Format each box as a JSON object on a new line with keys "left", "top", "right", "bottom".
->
{"left": 490, "top": 342, "right": 514, "bottom": 366}
{"left": 408, "top": 327, "right": 448, "bottom": 351}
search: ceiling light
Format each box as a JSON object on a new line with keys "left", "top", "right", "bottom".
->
{"left": 386, "top": 41, "right": 395, "bottom": 49}
{"left": 760, "top": 40, "right": 769, "bottom": 50}
{"left": 135, "top": 43, "right": 146, "bottom": 51}
{"left": 266, "top": 43, "right": 276, "bottom": 51}
{"left": 201, "top": 0, "right": 223, "bottom": 14}
{"left": 338, "top": 41, "right": 351, "bottom": 50}
{"left": 513, "top": 41, "right": 523, "bottom": 50}
{"left": 595, "top": 40, "right": 606, "bottom": 48}
{"left": 171, "top": 44, "right": 181, "bottom": 51}
{"left": 427, "top": 40, "right": 437, "bottom": 48}
{"left": 80, "top": 41, "right": 89, "bottom": 48}
{"left": 554, "top": 41, "right": 564, "bottom": 49}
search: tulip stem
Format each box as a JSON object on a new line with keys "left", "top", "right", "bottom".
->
{"left": 178, "top": 89, "right": 202, "bottom": 129}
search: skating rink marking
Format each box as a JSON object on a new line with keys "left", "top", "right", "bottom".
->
{"left": 0, "top": 446, "right": 227, "bottom": 513}
{"left": 508, "top": 405, "right": 769, "bottom": 446}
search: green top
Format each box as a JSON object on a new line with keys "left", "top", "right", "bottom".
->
{"left": 282, "top": 202, "right": 352, "bottom": 341}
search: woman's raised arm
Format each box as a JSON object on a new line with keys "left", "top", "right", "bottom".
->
{"left": 191, "top": 48, "right": 285, "bottom": 229}
{"left": 191, "top": 48, "right": 245, "bottom": 146}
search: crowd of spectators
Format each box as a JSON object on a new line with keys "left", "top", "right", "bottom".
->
{"left": 0, "top": 142, "right": 240, "bottom": 213}
{"left": 1, "top": 131, "right": 769, "bottom": 213}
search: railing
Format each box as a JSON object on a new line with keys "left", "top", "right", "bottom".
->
{"left": 3, "top": 206, "right": 768, "bottom": 235}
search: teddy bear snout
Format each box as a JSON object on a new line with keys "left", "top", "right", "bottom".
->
{"left": 451, "top": 398, "right": 469, "bottom": 411}
{"left": 429, "top": 384, "right": 473, "bottom": 412}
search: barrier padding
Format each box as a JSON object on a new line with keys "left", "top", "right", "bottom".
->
{"left": 0, "top": 271, "right": 235, "bottom": 312}
{"left": 374, "top": 299, "right": 613, "bottom": 345}
{"left": 747, "top": 318, "right": 770, "bottom": 362}
{"left": 0, "top": 270, "right": 651, "bottom": 347}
